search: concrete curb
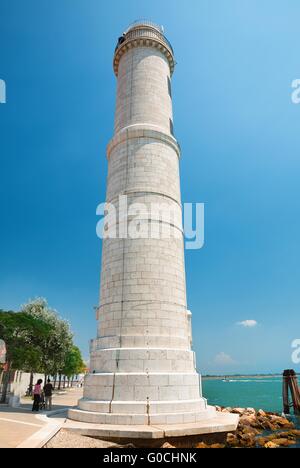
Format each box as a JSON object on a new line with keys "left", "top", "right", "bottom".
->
{"left": 4, "top": 404, "right": 71, "bottom": 415}
{"left": 16, "top": 415, "right": 62, "bottom": 449}
{"left": 42, "top": 407, "right": 70, "bottom": 417}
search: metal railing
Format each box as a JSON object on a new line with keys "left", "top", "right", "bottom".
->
{"left": 115, "top": 20, "right": 174, "bottom": 55}
{"left": 124, "top": 20, "right": 164, "bottom": 34}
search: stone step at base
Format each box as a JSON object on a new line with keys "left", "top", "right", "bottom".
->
{"left": 65, "top": 410, "right": 240, "bottom": 440}
{"left": 68, "top": 405, "right": 216, "bottom": 425}
{"left": 78, "top": 397, "right": 208, "bottom": 415}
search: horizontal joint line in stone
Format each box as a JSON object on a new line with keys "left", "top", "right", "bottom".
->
{"left": 107, "top": 128, "right": 181, "bottom": 159}
{"left": 101, "top": 218, "right": 184, "bottom": 235}
{"left": 107, "top": 191, "right": 182, "bottom": 208}
{"left": 85, "top": 373, "right": 197, "bottom": 377}
{"left": 97, "top": 300, "right": 188, "bottom": 310}
{"left": 90, "top": 347, "right": 192, "bottom": 352}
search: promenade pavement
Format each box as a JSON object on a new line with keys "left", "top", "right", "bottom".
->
{"left": 0, "top": 387, "right": 83, "bottom": 448}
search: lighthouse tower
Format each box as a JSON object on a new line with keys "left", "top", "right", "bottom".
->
{"left": 69, "top": 21, "right": 238, "bottom": 435}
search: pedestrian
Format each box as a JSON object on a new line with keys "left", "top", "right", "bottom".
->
{"left": 43, "top": 378, "right": 53, "bottom": 411}
{"left": 32, "top": 379, "right": 43, "bottom": 411}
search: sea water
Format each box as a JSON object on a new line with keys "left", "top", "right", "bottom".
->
{"left": 202, "top": 376, "right": 285, "bottom": 413}
{"left": 202, "top": 376, "right": 300, "bottom": 447}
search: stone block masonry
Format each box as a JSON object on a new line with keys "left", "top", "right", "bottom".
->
{"left": 69, "top": 21, "right": 238, "bottom": 434}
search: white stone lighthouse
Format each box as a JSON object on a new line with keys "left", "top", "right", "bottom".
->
{"left": 69, "top": 21, "right": 238, "bottom": 436}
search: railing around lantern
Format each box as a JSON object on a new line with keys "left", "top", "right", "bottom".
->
{"left": 115, "top": 21, "right": 174, "bottom": 55}
{"left": 124, "top": 20, "right": 164, "bottom": 34}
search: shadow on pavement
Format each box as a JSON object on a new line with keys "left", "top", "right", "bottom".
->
{"left": 0, "top": 404, "right": 75, "bottom": 415}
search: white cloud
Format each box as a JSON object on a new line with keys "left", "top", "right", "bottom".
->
{"left": 214, "top": 352, "right": 235, "bottom": 366}
{"left": 237, "top": 320, "right": 258, "bottom": 328}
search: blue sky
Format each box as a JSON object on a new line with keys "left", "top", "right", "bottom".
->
{"left": 1, "top": 0, "right": 300, "bottom": 374}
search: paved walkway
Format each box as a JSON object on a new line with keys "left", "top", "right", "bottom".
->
{"left": 0, "top": 387, "right": 82, "bottom": 448}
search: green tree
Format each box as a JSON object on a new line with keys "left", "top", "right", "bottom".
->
{"left": 21, "top": 298, "right": 73, "bottom": 386}
{"left": 62, "top": 346, "right": 85, "bottom": 387}
{"left": 0, "top": 310, "right": 51, "bottom": 403}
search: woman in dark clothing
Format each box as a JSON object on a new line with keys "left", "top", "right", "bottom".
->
{"left": 32, "top": 379, "right": 43, "bottom": 411}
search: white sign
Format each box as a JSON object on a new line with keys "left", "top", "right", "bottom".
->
{"left": 0, "top": 339, "right": 6, "bottom": 363}
{"left": 0, "top": 80, "right": 6, "bottom": 104}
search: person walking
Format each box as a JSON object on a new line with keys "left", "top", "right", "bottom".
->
{"left": 32, "top": 379, "right": 43, "bottom": 411}
{"left": 43, "top": 378, "right": 53, "bottom": 411}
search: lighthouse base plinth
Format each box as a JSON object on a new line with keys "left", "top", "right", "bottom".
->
{"left": 66, "top": 408, "right": 239, "bottom": 443}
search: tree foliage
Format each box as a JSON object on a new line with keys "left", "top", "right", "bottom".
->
{"left": 0, "top": 310, "right": 51, "bottom": 402}
{"left": 21, "top": 298, "right": 73, "bottom": 376}
{"left": 0, "top": 310, "right": 51, "bottom": 370}
{"left": 0, "top": 299, "right": 85, "bottom": 401}
{"left": 62, "top": 345, "right": 86, "bottom": 379}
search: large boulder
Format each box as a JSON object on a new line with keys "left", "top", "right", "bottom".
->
{"left": 241, "top": 425, "right": 261, "bottom": 436}
{"left": 231, "top": 408, "right": 246, "bottom": 415}
{"left": 256, "top": 416, "right": 277, "bottom": 431}
{"left": 257, "top": 435, "right": 279, "bottom": 446}
{"left": 275, "top": 431, "right": 297, "bottom": 441}
{"left": 264, "top": 441, "right": 280, "bottom": 449}
{"left": 221, "top": 407, "right": 233, "bottom": 413}
{"left": 226, "top": 433, "right": 240, "bottom": 448}
{"left": 239, "top": 433, "right": 256, "bottom": 448}
{"left": 161, "top": 442, "right": 176, "bottom": 449}
{"left": 271, "top": 438, "right": 296, "bottom": 447}
{"left": 196, "top": 442, "right": 209, "bottom": 449}
{"left": 268, "top": 415, "right": 294, "bottom": 428}
{"left": 239, "top": 414, "right": 259, "bottom": 428}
